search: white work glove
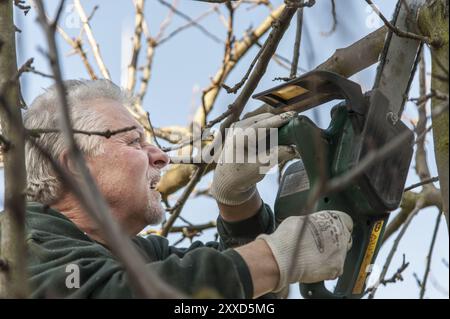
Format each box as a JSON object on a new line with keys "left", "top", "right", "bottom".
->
{"left": 210, "top": 112, "right": 297, "bottom": 206}
{"left": 257, "top": 211, "right": 353, "bottom": 292}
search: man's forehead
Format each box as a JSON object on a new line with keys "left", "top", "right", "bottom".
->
{"left": 93, "top": 99, "right": 142, "bottom": 132}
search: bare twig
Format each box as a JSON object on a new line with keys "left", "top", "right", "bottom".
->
{"left": 14, "top": 0, "right": 31, "bottom": 15}
{"left": 368, "top": 199, "right": 424, "bottom": 298}
{"left": 157, "top": 0, "right": 222, "bottom": 44}
{"left": 221, "top": 37, "right": 268, "bottom": 94}
{"left": 404, "top": 176, "right": 439, "bottom": 192}
{"left": 154, "top": 0, "right": 179, "bottom": 42}
{"left": 127, "top": 0, "right": 145, "bottom": 92}
{"left": 143, "top": 221, "right": 216, "bottom": 236}
{"left": 363, "top": 254, "right": 410, "bottom": 297}
{"left": 56, "top": 26, "right": 98, "bottom": 80}
{"left": 381, "top": 254, "right": 410, "bottom": 285}
{"left": 161, "top": 165, "right": 208, "bottom": 237}
{"left": 16, "top": 57, "right": 53, "bottom": 79}
{"left": 418, "top": 210, "right": 442, "bottom": 298}
{"left": 409, "top": 90, "right": 449, "bottom": 105}
{"left": 74, "top": 0, "right": 111, "bottom": 79}
{"left": 205, "top": 105, "right": 234, "bottom": 128}
{"left": 290, "top": 2, "right": 303, "bottom": 78}
{"left": 365, "top": 0, "right": 433, "bottom": 45}
{"left": 26, "top": 125, "right": 137, "bottom": 139}
{"left": 255, "top": 40, "right": 307, "bottom": 73}
{"left": 321, "top": 0, "right": 337, "bottom": 37}
{"left": 145, "top": 112, "right": 163, "bottom": 149}
{"left": 136, "top": 37, "right": 156, "bottom": 105}
{"left": 156, "top": 5, "right": 214, "bottom": 46}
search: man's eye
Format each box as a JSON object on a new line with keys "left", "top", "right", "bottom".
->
{"left": 129, "top": 138, "right": 141, "bottom": 146}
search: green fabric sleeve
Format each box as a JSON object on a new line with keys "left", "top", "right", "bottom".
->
{"left": 216, "top": 203, "right": 276, "bottom": 248}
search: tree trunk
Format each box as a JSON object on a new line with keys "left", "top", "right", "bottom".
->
{"left": 418, "top": 0, "right": 449, "bottom": 230}
{"left": 0, "top": 0, "right": 28, "bottom": 298}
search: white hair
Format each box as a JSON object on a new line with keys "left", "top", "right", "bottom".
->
{"left": 24, "top": 79, "right": 135, "bottom": 205}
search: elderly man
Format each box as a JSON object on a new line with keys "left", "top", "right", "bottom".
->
{"left": 16, "top": 79, "right": 352, "bottom": 298}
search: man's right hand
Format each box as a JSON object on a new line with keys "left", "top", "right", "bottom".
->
{"left": 257, "top": 211, "right": 353, "bottom": 292}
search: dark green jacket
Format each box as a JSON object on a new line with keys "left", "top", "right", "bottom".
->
{"left": 1, "top": 202, "right": 275, "bottom": 298}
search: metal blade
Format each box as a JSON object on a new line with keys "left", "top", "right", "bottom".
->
{"left": 373, "top": 0, "right": 426, "bottom": 118}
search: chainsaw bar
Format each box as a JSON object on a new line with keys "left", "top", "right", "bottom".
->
{"left": 372, "top": 0, "right": 426, "bottom": 118}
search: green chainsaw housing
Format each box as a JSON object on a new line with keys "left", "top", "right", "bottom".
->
{"left": 257, "top": 70, "right": 415, "bottom": 299}
{"left": 276, "top": 105, "right": 388, "bottom": 299}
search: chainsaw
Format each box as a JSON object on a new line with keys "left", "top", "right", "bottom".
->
{"left": 252, "top": 0, "right": 425, "bottom": 299}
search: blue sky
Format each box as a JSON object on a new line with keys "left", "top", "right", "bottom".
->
{"left": 1, "top": 0, "right": 448, "bottom": 299}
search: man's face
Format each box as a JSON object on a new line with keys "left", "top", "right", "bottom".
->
{"left": 84, "top": 99, "right": 169, "bottom": 233}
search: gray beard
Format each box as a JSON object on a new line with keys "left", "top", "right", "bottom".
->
{"left": 144, "top": 199, "right": 164, "bottom": 225}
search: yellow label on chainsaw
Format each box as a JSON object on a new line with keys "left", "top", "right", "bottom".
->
{"left": 271, "top": 85, "right": 309, "bottom": 100}
{"left": 352, "top": 220, "right": 384, "bottom": 295}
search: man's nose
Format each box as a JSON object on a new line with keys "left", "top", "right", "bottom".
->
{"left": 147, "top": 145, "right": 169, "bottom": 169}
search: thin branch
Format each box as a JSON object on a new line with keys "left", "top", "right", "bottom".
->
{"left": 221, "top": 36, "right": 268, "bottom": 94}
{"left": 154, "top": 0, "right": 179, "bottom": 42}
{"left": 145, "top": 112, "right": 163, "bottom": 149}
{"left": 365, "top": 0, "right": 433, "bottom": 45}
{"left": 409, "top": 90, "right": 449, "bottom": 105}
{"left": 419, "top": 210, "right": 442, "bottom": 299}
{"left": 198, "top": 2, "right": 235, "bottom": 126}
{"left": 380, "top": 254, "right": 410, "bottom": 285}
{"left": 205, "top": 105, "right": 234, "bottom": 128}
{"left": 404, "top": 176, "right": 439, "bottom": 192}
{"left": 363, "top": 254, "right": 410, "bottom": 297}
{"left": 161, "top": 165, "right": 208, "bottom": 237}
{"left": 255, "top": 40, "right": 307, "bottom": 73}
{"left": 321, "top": 0, "right": 337, "bottom": 37}
{"left": 157, "top": 0, "right": 223, "bottom": 44}
{"left": 136, "top": 37, "right": 156, "bottom": 104}
{"left": 127, "top": 0, "right": 145, "bottom": 92}
{"left": 26, "top": 125, "right": 137, "bottom": 139}
{"left": 415, "top": 48, "right": 433, "bottom": 182}
{"left": 290, "top": 3, "right": 303, "bottom": 78}
{"left": 73, "top": 0, "right": 111, "bottom": 79}
{"left": 141, "top": 220, "right": 216, "bottom": 236}
{"left": 156, "top": 3, "right": 214, "bottom": 46}
{"left": 192, "top": 187, "right": 213, "bottom": 198}
{"left": 16, "top": 57, "right": 53, "bottom": 79}
{"left": 368, "top": 199, "right": 424, "bottom": 298}
{"left": 56, "top": 26, "right": 98, "bottom": 80}
{"left": 383, "top": 189, "right": 442, "bottom": 244}
{"left": 14, "top": 0, "right": 31, "bottom": 15}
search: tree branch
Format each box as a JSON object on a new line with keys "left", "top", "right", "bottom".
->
{"left": 368, "top": 199, "right": 424, "bottom": 298}
{"left": 365, "top": 0, "right": 433, "bottom": 45}
{"left": 127, "top": 0, "right": 145, "bottom": 92}
{"left": 73, "top": 0, "right": 111, "bottom": 79}
{"left": 26, "top": 125, "right": 136, "bottom": 139}
{"left": 0, "top": 0, "right": 28, "bottom": 298}
{"left": 418, "top": 210, "right": 442, "bottom": 298}
{"left": 290, "top": 2, "right": 304, "bottom": 78}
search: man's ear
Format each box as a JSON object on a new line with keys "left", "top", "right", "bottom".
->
{"left": 58, "top": 149, "right": 81, "bottom": 178}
